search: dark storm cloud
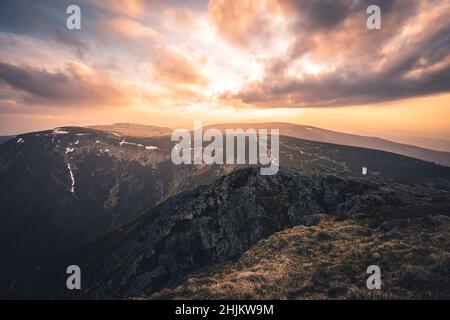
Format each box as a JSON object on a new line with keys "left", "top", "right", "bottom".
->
{"left": 212, "top": 0, "right": 450, "bottom": 107}
{"left": 232, "top": 60, "right": 450, "bottom": 108}
{"left": 283, "top": 0, "right": 357, "bottom": 30}
{"left": 0, "top": 61, "right": 131, "bottom": 106}
{"left": 1, "top": 0, "right": 449, "bottom": 110}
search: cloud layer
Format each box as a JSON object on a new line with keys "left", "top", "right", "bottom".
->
{"left": 212, "top": 0, "right": 450, "bottom": 107}
{"left": 0, "top": 0, "right": 449, "bottom": 117}
{"left": 0, "top": 61, "right": 134, "bottom": 106}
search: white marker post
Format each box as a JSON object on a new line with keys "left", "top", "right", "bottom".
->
{"left": 362, "top": 166, "right": 368, "bottom": 175}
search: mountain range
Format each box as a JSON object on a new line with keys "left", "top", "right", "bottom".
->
{"left": 203, "top": 123, "right": 450, "bottom": 166}
{"left": 5, "top": 123, "right": 450, "bottom": 165}
{"left": 12, "top": 167, "right": 450, "bottom": 299}
{"left": 0, "top": 124, "right": 449, "bottom": 298}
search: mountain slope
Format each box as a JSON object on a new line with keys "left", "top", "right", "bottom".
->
{"left": 206, "top": 123, "right": 450, "bottom": 166}
{"left": 87, "top": 122, "right": 450, "bottom": 166}
{"left": 152, "top": 214, "right": 450, "bottom": 299}
{"left": 279, "top": 135, "right": 450, "bottom": 189}
{"left": 2, "top": 126, "right": 450, "bottom": 297}
{"left": 0, "top": 136, "right": 13, "bottom": 145}
{"left": 0, "top": 127, "right": 228, "bottom": 292}
{"left": 381, "top": 135, "right": 450, "bottom": 153}
{"left": 89, "top": 123, "right": 172, "bottom": 137}
{"left": 16, "top": 167, "right": 450, "bottom": 299}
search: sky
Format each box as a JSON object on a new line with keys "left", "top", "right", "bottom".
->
{"left": 0, "top": 0, "right": 449, "bottom": 138}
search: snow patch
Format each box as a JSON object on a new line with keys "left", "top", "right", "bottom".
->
{"left": 120, "top": 139, "right": 144, "bottom": 148}
{"left": 67, "top": 162, "right": 75, "bottom": 194}
{"left": 95, "top": 140, "right": 100, "bottom": 144}
{"left": 52, "top": 129, "right": 69, "bottom": 135}
{"left": 75, "top": 133, "right": 90, "bottom": 136}
{"left": 16, "top": 138, "right": 24, "bottom": 144}
{"left": 74, "top": 140, "right": 79, "bottom": 145}
{"left": 118, "top": 139, "right": 158, "bottom": 151}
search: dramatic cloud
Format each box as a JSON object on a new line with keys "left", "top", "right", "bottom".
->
{"left": 0, "top": 0, "right": 450, "bottom": 137}
{"left": 91, "top": 0, "right": 147, "bottom": 18}
{"left": 208, "top": 0, "right": 285, "bottom": 48}
{"left": 101, "top": 16, "right": 162, "bottom": 43}
{"left": 151, "top": 46, "right": 208, "bottom": 86}
{"left": 212, "top": 0, "right": 450, "bottom": 107}
{"left": 0, "top": 61, "right": 133, "bottom": 107}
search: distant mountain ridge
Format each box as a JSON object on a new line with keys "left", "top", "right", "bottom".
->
{"left": 1, "top": 125, "right": 450, "bottom": 297}
{"left": 204, "top": 122, "right": 450, "bottom": 166}
{"left": 85, "top": 122, "right": 450, "bottom": 166}
{"left": 381, "top": 135, "right": 450, "bottom": 153}
{"left": 89, "top": 123, "right": 172, "bottom": 137}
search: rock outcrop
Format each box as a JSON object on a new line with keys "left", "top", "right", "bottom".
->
{"left": 64, "top": 167, "right": 391, "bottom": 298}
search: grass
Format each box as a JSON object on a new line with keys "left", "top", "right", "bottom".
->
{"left": 150, "top": 213, "right": 450, "bottom": 300}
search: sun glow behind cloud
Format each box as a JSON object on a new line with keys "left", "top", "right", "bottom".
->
{"left": 0, "top": 0, "right": 449, "bottom": 138}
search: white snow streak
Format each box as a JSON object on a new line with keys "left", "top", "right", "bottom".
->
{"left": 119, "top": 139, "right": 158, "bottom": 151}
{"left": 52, "top": 129, "right": 69, "bottom": 135}
{"left": 65, "top": 147, "right": 75, "bottom": 193}
{"left": 119, "top": 139, "right": 144, "bottom": 147}
{"left": 67, "top": 162, "right": 75, "bottom": 194}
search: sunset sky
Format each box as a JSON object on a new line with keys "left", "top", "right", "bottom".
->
{"left": 0, "top": 0, "right": 449, "bottom": 139}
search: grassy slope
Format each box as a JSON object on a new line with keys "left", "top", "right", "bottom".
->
{"left": 151, "top": 214, "right": 450, "bottom": 300}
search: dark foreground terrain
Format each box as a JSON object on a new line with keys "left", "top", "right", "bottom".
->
{"left": 152, "top": 214, "right": 450, "bottom": 299}
{"left": 12, "top": 167, "right": 450, "bottom": 299}
{"left": 1, "top": 126, "right": 449, "bottom": 299}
